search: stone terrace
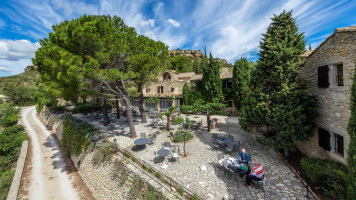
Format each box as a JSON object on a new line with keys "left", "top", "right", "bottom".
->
{"left": 75, "top": 113, "right": 312, "bottom": 200}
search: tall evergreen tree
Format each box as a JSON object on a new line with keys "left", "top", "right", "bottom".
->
{"left": 239, "top": 10, "right": 318, "bottom": 156}
{"left": 182, "top": 82, "right": 190, "bottom": 105}
{"left": 201, "top": 53, "right": 224, "bottom": 103}
{"left": 309, "top": 44, "right": 312, "bottom": 50}
{"left": 232, "top": 58, "right": 251, "bottom": 111}
{"left": 346, "top": 63, "right": 356, "bottom": 199}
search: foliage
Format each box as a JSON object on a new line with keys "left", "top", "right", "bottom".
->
{"left": 130, "top": 176, "right": 165, "bottom": 200}
{"left": 177, "top": 187, "right": 184, "bottom": 196}
{"left": 172, "top": 116, "right": 184, "bottom": 125}
{"left": 181, "top": 105, "right": 198, "bottom": 114}
{"left": 170, "top": 55, "right": 192, "bottom": 73}
{"left": 148, "top": 168, "right": 153, "bottom": 173}
{"left": 155, "top": 172, "right": 161, "bottom": 179}
{"left": 0, "top": 103, "right": 19, "bottom": 128}
{"left": 130, "top": 175, "right": 145, "bottom": 198}
{"left": 62, "top": 116, "right": 95, "bottom": 156}
{"left": 201, "top": 53, "right": 224, "bottom": 103}
{"left": 3, "top": 85, "right": 37, "bottom": 106}
{"left": 346, "top": 62, "right": 356, "bottom": 199}
{"left": 76, "top": 103, "right": 102, "bottom": 118}
{"left": 238, "top": 10, "right": 318, "bottom": 152}
{"left": 35, "top": 84, "right": 57, "bottom": 112}
{"left": 0, "top": 170, "right": 15, "bottom": 200}
{"left": 301, "top": 157, "right": 347, "bottom": 200}
{"left": 0, "top": 70, "right": 39, "bottom": 93}
{"left": 232, "top": 58, "right": 253, "bottom": 110}
{"left": 172, "top": 130, "right": 194, "bottom": 143}
{"left": 255, "top": 136, "right": 274, "bottom": 148}
{"left": 182, "top": 83, "right": 190, "bottom": 106}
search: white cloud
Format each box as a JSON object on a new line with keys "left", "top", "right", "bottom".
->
{"left": 140, "top": 19, "right": 155, "bottom": 27}
{"left": 0, "top": 40, "right": 40, "bottom": 61}
{"left": 0, "top": 59, "right": 33, "bottom": 76}
{"left": 167, "top": 19, "right": 180, "bottom": 28}
{"left": 0, "top": 66, "right": 11, "bottom": 72}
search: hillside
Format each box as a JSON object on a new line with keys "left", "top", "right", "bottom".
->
{"left": 0, "top": 69, "right": 39, "bottom": 93}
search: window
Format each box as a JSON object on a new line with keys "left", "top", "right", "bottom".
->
{"left": 227, "top": 82, "right": 232, "bottom": 89}
{"left": 318, "top": 127, "right": 331, "bottom": 151}
{"left": 157, "top": 86, "right": 164, "bottom": 94}
{"left": 171, "top": 87, "right": 175, "bottom": 92}
{"left": 337, "top": 64, "right": 343, "bottom": 86}
{"left": 227, "top": 101, "right": 233, "bottom": 108}
{"left": 222, "top": 81, "right": 233, "bottom": 89}
{"left": 333, "top": 133, "right": 344, "bottom": 156}
{"left": 146, "top": 88, "right": 150, "bottom": 93}
{"left": 318, "top": 66, "right": 329, "bottom": 88}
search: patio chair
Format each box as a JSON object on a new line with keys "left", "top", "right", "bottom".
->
{"left": 233, "top": 141, "right": 241, "bottom": 152}
{"left": 140, "top": 133, "right": 147, "bottom": 138}
{"left": 163, "top": 142, "right": 171, "bottom": 150}
{"left": 253, "top": 174, "right": 266, "bottom": 191}
{"left": 171, "top": 145, "right": 180, "bottom": 162}
{"left": 226, "top": 143, "right": 234, "bottom": 153}
{"left": 227, "top": 134, "right": 234, "bottom": 142}
{"left": 149, "top": 134, "right": 156, "bottom": 145}
{"left": 212, "top": 133, "right": 220, "bottom": 149}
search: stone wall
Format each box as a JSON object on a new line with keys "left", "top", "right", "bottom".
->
{"left": 38, "top": 110, "right": 180, "bottom": 200}
{"left": 298, "top": 27, "right": 356, "bottom": 165}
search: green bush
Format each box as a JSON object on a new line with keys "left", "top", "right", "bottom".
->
{"left": 181, "top": 105, "right": 198, "bottom": 114}
{"left": 172, "top": 116, "right": 184, "bottom": 125}
{"left": 148, "top": 168, "right": 153, "bottom": 173}
{"left": 62, "top": 116, "right": 95, "bottom": 156}
{"left": 76, "top": 103, "right": 112, "bottom": 118}
{"left": 0, "top": 104, "right": 19, "bottom": 127}
{"left": 177, "top": 187, "right": 184, "bottom": 196}
{"left": 300, "top": 157, "right": 348, "bottom": 200}
{"left": 3, "top": 85, "right": 37, "bottom": 106}
{"left": 130, "top": 176, "right": 145, "bottom": 198}
{"left": 35, "top": 85, "right": 57, "bottom": 112}
{"left": 211, "top": 110, "right": 225, "bottom": 115}
{"left": 172, "top": 131, "right": 194, "bottom": 143}
{"left": 155, "top": 172, "right": 161, "bottom": 179}
{"left": 0, "top": 170, "right": 15, "bottom": 200}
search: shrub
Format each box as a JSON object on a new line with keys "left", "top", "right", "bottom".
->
{"left": 148, "top": 168, "right": 153, "bottom": 173}
{"left": 172, "top": 116, "right": 184, "bottom": 125}
{"left": 76, "top": 103, "right": 112, "bottom": 119}
{"left": 131, "top": 157, "right": 136, "bottom": 162}
{"left": 191, "top": 194, "right": 199, "bottom": 200}
{"left": 0, "top": 114, "right": 19, "bottom": 127}
{"left": 62, "top": 116, "right": 95, "bottom": 156}
{"left": 211, "top": 110, "right": 224, "bottom": 115}
{"left": 300, "top": 157, "right": 347, "bottom": 200}
{"left": 181, "top": 105, "right": 198, "bottom": 114}
{"left": 141, "top": 164, "right": 147, "bottom": 170}
{"left": 155, "top": 172, "right": 161, "bottom": 179}
{"left": 0, "top": 170, "right": 15, "bottom": 200}
{"left": 35, "top": 85, "right": 57, "bottom": 112}
{"left": 130, "top": 176, "right": 145, "bottom": 198}
{"left": 172, "top": 131, "right": 194, "bottom": 143}
{"left": 125, "top": 152, "right": 131, "bottom": 158}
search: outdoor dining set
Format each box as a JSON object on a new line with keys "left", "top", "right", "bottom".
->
{"left": 212, "top": 133, "right": 240, "bottom": 153}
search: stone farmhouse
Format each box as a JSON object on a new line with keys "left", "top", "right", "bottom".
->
{"left": 141, "top": 66, "right": 236, "bottom": 113}
{"left": 298, "top": 26, "right": 356, "bottom": 165}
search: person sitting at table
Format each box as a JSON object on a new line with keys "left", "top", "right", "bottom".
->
{"left": 238, "top": 149, "right": 250, "bottom": 164}
{"left": 245, "top": 161, "right": 264, "bottom": 186}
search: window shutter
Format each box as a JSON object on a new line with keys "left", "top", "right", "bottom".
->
{"left": 318, "top": 66, "right": 329, "bottom": 88}
{"left": 318, "top": 128, "right": 331, "bottom": 151}
{"left": 157, "top": 86, "right": 160, "bottom": 93}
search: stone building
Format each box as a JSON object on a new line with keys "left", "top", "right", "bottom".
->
{"left": 141, "top": 67, "right": 237, "bottom": 113}
{"left": 298, "top": 26, "right": 356, "bottom": 165}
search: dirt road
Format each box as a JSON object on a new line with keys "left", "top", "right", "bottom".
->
{"left": 18, "top": 106, "right": 94, "bottom": 200}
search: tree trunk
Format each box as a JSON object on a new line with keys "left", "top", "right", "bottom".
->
{"left": 167, "top": 115, "right": 171, "bottom": 131}
{"left": 115, "top": 96, "right": 120, "bottom": 119}
{"left": 283, "top": 148, "right": 290, "bottom": 158}
{"left": 101, "top": 96, "right": 109, "bottom": 126}
{"left": 82, "top": 95, "right": 87, "bottom": 103}
{"left": 138, "top": 90, "right": 147, "bottom": 123}
{"left": 207, "top": 111, "right": 211, "bottom": 132}
{"left": 123, "top": 97, "right": 137, "bottom": 138}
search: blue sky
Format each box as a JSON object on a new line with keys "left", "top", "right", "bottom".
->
{"left": 0, "top": 0, "right": 355, "bottom": 77}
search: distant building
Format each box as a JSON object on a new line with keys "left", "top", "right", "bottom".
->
{"left": 298, "top": 26, "right": 356, "bottom": 165}
{"left": 141, "top": 67, "right": 237, "bottom": 113}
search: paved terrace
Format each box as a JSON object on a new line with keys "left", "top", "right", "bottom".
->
{"left": 75, "top": 113, "right": 311, "bottom": 200}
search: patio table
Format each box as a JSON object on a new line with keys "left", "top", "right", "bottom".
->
{"left": 157, "top": 148, "right": 170, "bottom": 157}
{"left": 134, "top": 138, "right": 150, "bottom": 146}
{"left": 216, "top": 136, "right": 233, "bottom": 145}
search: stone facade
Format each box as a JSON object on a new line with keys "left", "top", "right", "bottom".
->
{"left": 298, "top": 26, "right": 356, "bottom": 165}
{"left": 142, "top": 68, "right": 236, "bottom": 113}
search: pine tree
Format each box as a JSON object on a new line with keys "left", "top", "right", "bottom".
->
{"left": 309, "top": 44, "right": 312, "bottom": 50}
{"left": 346, "top": 63, "right": 356, "bottom": 199}
{"left": 201, "top": 53, "right": 224, "bottom": 103}
{"left": 182, "top": 82, "right": 190, "bottom": 105}
{"left": 240, "top": 10, "right": 318, "bottom": 156}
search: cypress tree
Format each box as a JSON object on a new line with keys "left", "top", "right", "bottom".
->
{"left": 240, "top": 10, "right": 318, "bottom": 156}
{"left": 201, "top": 53, "right": 224, "bottom": 103}
{"left": 232, "top": 57, "right": 250, "bottom": 111}
{"left": 182, "top": 82, "right": 190, "bottom": 105}
{"left": 346, "top": 63, "right": 356, "bottom": 199}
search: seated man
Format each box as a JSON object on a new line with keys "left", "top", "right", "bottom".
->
{"left": 238, "top": 149, "right": 250, "bottom": 164}
{"left": 245, "top": 161, "right": 264, "bottom": 186}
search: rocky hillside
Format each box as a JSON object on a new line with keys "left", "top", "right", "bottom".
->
{"left": 169, "top": 49, "right": 228, "bottom": 64}
{"left": 0, "top": 66, "right": 39, "bottom": 93}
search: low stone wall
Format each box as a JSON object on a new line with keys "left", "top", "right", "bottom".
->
{"left": 6, "top": 141, "right": 28, "bottom": 200}
{"left": 39, "top": 110, "right": 179, "bottom": 200}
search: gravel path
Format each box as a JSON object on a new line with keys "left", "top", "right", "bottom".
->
{"left": 18, "top": 106, "right": 93, "bottom": 200}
